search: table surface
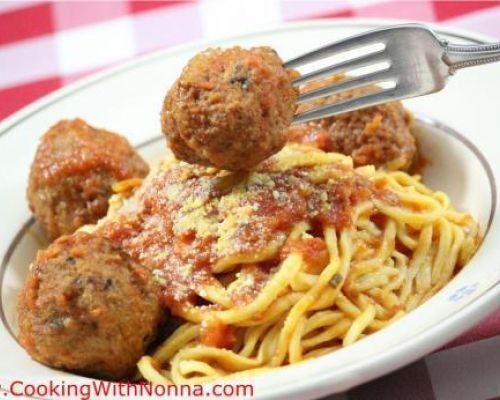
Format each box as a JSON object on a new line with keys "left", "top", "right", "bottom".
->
{"left": 1, "top": 1, "right": 499, "bottom": 399}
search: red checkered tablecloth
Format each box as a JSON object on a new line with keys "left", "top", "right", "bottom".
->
{"left": 1, "top": 1, "right": 500, "bottom": 399}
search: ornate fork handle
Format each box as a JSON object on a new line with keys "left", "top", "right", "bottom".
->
{"left": 443, "top": 41, "right": 500, "bottom": 72}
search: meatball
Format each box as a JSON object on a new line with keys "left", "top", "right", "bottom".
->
{"left": 27, "top": 119, "right": 149, "bottom": 241}
{"left": 287, "top": 79, "right": 416, "bottom": 171}
{"left": 17, "top": 232, "right": 163, "bottom": 380}
{"left": 162, "top": 46, "right": 298, "bottom": 170}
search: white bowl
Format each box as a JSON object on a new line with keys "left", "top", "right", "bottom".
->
{"left": 0, "top": 19, "right": 499, "bottom": 399}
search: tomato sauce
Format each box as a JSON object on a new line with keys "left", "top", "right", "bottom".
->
{"left": 200, "top": 317, "right": 235, "bottom": 349}
{"left": 97, "top": 147, "right": 395, "bottom": 315}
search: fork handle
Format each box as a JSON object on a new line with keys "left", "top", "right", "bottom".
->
{"left": 443, "top": 41, "right": 500, "bottom": 72}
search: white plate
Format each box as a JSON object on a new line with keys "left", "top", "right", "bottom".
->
{"left": 0, "top": 19, "right": 499, "bottom": 399}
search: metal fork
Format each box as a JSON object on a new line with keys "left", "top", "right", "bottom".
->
{"left": 286, "top": 23, "right": 500, "bottom": 125}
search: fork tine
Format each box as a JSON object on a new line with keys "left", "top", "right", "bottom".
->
{"left": 292, "top": 49, "right": 387, "bottom": 87}
{"left": 284, "top": 27, "right": 393, "bottom": 69}
{"left": 296, "top": 69, "right": 394, "bottom": 105}
{"left": 293, "top": 88, "right": 400, "bottom": 125}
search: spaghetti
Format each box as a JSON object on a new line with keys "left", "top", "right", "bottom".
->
{"left": 96, "top": 143, "right": 480, "bottom": 384}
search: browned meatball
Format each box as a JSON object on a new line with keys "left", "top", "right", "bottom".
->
{"left": 288, "top": 78, "right": 416, "bottom": 171}
{"left": 17, "top": 232, "right": 163, "bottom": 380}
{"left": 162, "top": 46, "right": 298, "bottom": 170}
{"left": 27, "top": 119, "right": 149, "bottom": 241}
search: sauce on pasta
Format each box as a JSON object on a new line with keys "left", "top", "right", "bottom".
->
{"left": 99, "top": 145, "right": 396, "bottom": 315}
